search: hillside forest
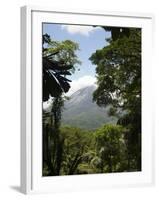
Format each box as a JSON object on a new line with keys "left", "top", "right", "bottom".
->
{"left": 42, "top": 25, "right": 141, "bottom": 176}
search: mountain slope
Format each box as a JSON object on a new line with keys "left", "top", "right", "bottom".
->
{"left": 62, "top": 85, "right": 117, "bottom": 130}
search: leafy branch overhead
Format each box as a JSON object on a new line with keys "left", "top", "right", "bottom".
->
{"left": 89, "top": 28, "right": 141, "bottom": 111}
{"left": 43, "top": 34, "right": 81, "bottom": 101}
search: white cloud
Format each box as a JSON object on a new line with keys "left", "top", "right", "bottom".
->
{"left": 66, "top": 75, "right": 97, "bottom": 96}
{"left": 61, "top": 25, "right": 101, "bottom": 36}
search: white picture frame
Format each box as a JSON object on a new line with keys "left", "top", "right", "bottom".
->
{"left": 21, "top": 5, "right": 154, "bottom": 194}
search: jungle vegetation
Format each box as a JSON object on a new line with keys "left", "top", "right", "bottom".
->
{"left": 42, "top": 26, "right": 141, "bottom": 176}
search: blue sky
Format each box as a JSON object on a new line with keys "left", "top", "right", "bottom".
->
{"left": 43, "top": 23, "right": 110, "bottom": 95}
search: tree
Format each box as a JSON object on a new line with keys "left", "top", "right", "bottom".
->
{"left": 89, "top": 28, "right": 141, "bottom": 171}
{"left": 94, "top": 124, "right": 126, "bottom": 173}
{"left": 42, "top": 34, "right": 81, "bottom": 176}
{"left": 63, "top": 126, "right": 98, "bottom": 175}
{"left": 43, "top": 34, "right": 81, "bottom": 101}
{"left": 60, "top": 127, "right": 91, "bottom": 175}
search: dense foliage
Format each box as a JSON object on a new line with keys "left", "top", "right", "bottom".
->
{"left": 43, "top": 34, "right": 80, "bottom": 100}
{"left": 42, "top": 34, "right": 80, "bottom": 175}
{"left": 43, "top": 26, "right": 141, "bottom": 176}
{"left": 89, "top": 28, "right": 141, "bottom": 171}
{"left": 43, "top": 125, "right": 129, "bottom": 175}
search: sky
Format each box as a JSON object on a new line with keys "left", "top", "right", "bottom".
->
{"left": 43, "top": 23, "right": 111, "bottom": 96}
